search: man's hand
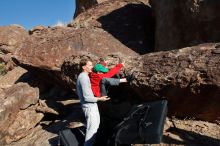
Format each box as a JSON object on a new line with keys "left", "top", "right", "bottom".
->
{"left": 97, "top": 96, "right": 110, "bottom": 101}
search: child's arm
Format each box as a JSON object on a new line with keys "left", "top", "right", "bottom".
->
{"left": 101, "top": 64, "right": 124, "bottom": 78}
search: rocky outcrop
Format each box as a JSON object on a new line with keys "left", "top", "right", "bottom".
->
{"left": 0, "top": 53, "right": 15, "bottom": 73}
{"left": 62, "top": 43, "right": 220, "bottom": 122}
{"left": 14, "top": 26, "right": 137, "bottom": 71}
{"left": 150, "top": 0, "right": 220, "bottom": 51}
{"left": 0, "top": 26, "right": 29, "bottom": 73}
{"left": 29, "top": 25, "right": 47, "bottom": 35}
{"left": 0, "top": 25, "right": 28, "bottom": 54}
{"left": 74, "top": 0, "right": 150, "bottom": 19}
{"left": 133, "top": 43, "right": 220, "bottom": 121}
{"left": 0, "top": 67, "right": 27, "bottom": 89}
{"left": 0, "top": 83, "right": 43, "bottom": 145}
{"left": 14, "top": 0, "right": 153, "bottom": 69}
{"left": 13, "top": 0, "right": 153, "bottom": 89}
{"left": 70, "top": 0, "right": 154, "bottom": 54}
{"left": 1, "top": 0, "right": 220, "bottom": 145}
{"left": 12, "top": 0, "right": 220, "bottom": 122}
{"left": 74, "top": 0, "right": 98, "bottom": 18}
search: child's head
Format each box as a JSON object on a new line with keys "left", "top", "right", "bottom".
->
{"left": 93, "top": 63, "right": 109, "bottom": 73}
{"left": 99, "top": 57, "right": 106, "bottom": 63}
{"left": 99, "top": 57, "right": 107, "bottom": 67}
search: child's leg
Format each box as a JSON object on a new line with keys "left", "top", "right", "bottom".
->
{"left": 100, "top": 78, "right": 120, "bottom": 96}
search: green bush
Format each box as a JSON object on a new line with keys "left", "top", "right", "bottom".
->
{"left": 0, "top": 62, "right": 6, "bottom": 76}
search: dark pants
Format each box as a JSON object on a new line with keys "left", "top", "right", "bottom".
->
{"left": 101, "top": 78, "right": 120, "bottom": 96}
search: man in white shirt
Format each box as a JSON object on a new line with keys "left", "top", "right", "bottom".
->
{"left": 76, "top": 58, "right": 110, "bottom": 146}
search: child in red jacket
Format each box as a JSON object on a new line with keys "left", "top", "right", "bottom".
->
{"left": 89, "top": 58, "right": 134, "bottom": 97}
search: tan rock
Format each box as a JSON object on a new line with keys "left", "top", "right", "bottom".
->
{"left": 0, "top": 67, "right": 27, "bottom": 89}
{"left": 7, "top": 125, "right": 56, "bottom": 146}
{"left": 0, "top": 83, "right": 40, "bottom": 145}
{"left": 5, "top": 109, "right": 43, "bottom": 144}
{"left": 0, "top": 53, "right": 17, "bottom": 73}
{"left": 29, "top": 25, "right": 46, "bottom": 35}
{"left": 14, "top": 0, "right": 154, "bottom": 71}
{"left": 0, "top": 26, "right": 29, "bottom": 54}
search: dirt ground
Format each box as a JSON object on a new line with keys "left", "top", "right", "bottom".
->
{"left": 143, "top": 117, "right": 220, "bottom": 146}
{"left": 7, "top": 99, "right": 220, "bottom": 146}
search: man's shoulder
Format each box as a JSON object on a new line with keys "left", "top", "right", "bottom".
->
{"left": 78, "top": 72, "right": 89, "bottom": 79}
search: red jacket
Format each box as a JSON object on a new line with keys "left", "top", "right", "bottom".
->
{"left": 89, "top": 64, "right": 123, "bottom": 97}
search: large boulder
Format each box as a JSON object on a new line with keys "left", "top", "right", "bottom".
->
{"left": 0, "top": 67, "right": 27, "bottom": 89}
{"left": 0, "top": 25, "right": 29, "bottom": 73}
{"left": 150, "top": 0, "right": 220, "bottom": 51}
{"left": 132, "top": 43, "right": 220, "bottom": 121}
{"left": 14, "top": 26, "right": 137, "bottom": 71}
{"left": 74, "top": 0, "right": 151, "bottom": 18}
{"left": 0, "top": 83, "right": 43, "bottom": 145}
{"left": 11, "top": 0, "right": 220, "bottom": 123}
{"left": 0, "top": 53, "right": 16, "bottom": 73}
{"left": 0, "top": 25, "right": 29, "bottom": 54}
{"left": 74, "top": 0, "right": 98, "bottom": 18}
{"left": 4, "top": 109, "right": 43, "bottom": 144}
{"left": 13, "top": 0, "right": 153, "bottom": 87}
{"left": 70, "top": 0, "right": 154, "bottom": 54}
{"left": 63, "top": 43, "right": 220, "bottom": 122}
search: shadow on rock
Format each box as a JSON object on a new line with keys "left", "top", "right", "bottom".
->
{"left": 97, "top": 3, "right": 155, "bottom": 55}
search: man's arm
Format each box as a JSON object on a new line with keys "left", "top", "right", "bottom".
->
{"left": 80, "top": 75, "right": 97, "bottom": 103}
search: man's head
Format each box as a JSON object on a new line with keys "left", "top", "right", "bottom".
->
{"left": 79, "top": 58, "right": 93, "bottom": 74}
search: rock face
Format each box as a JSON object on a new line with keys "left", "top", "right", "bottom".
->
{"left": 0, "top": 53, "right": 16, "bottom": 74}
{"left": 0, "top": 1, "right": 220, "bottom": 146}
{"left": 14, "top": 0, "right": 153, "bottom": 69}
{"left": 0, "top": 83, "right": 43, "bottom": 145}
{"left": 0, "top": 26, "right": 29, "bottom": 73}
{"left": 12, "top": 0, "right": 220, "bottom": 122}
{"left": 71, "top": 0, "right": 154, "bottom": 54}
{"left": 13, "top": 0, "right": 154, "bottom": 88}
{"left": 14, "top": 26, "right": 137, "bottom": 71}
{"left": 62, "top": 43, "right": 220, "bottom": 122}
{"left": 1, "top": 0, "right": 220, "bottom": 145}
{"left": 74, "top": 0, "right": 150, "bottom": 17}
{"left": 0, "top": 67, "right": 27, "bottom": 89}
{"left": 74, "top": 0, "right": 98, "bottom": 18}
{"left": 150, "top": 0, "right": 220, "bottom": 51}
{"left": 132, "top": 43, "right": 220, "bottom": 121}
{"left": 0, "top": 26, "right": 28, "bottom": 54}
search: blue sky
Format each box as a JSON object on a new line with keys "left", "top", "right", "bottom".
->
{"left": 0, "top": 0, "right": 75, "bottom": 30}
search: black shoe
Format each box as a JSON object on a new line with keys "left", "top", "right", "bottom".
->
{"left": 126, "top": 73, "right": 135, "bottom": 82}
